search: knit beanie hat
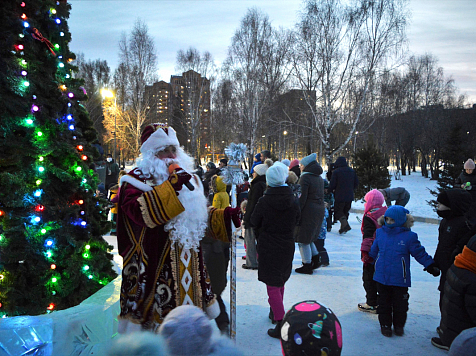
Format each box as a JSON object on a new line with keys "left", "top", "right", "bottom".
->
{"left": 254, "top": 163, "right": 268, "bottom": 176}
{"left": 466, "top": 234, "right": 476, "bottom": 252}
{"left": 280, "top": 300, "right": 342, "bottom": 356}
{"left": 159, "top": 305, "right": 213, "bottom": 355}
{"left": 464, "top": 159, "right": 475, "bottom": 170}
{"left": 289, "top": 159, "right": 300, "bottom": 169}
{"left": 437, "top": 191, "right": 451, "bottom": 209}
{"left": 448, "top": 327, "right": 476, "bottom": 356}
{"left": 300, "top": 153, "right": 317, "bottom": 167}
{"left": 140, "top": 123, "right": 179, "bottom": 153}
{"left": 281, "top": 159, "right": 291, "bottom": 167}
{"left": 266, "top": 162, "right": 288, "bottom": 187}
{"left": 384, "top": 205, "right": 409, "bottom": 227}
{"left": 364, "top": 189, "right": 385, "bottom": 214}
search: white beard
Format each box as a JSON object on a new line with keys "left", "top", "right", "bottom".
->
{"left": 136, "top": 147, "right": 208, "bottom": 251}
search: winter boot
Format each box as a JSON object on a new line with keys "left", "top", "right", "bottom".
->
{"left": 380, "top": 325, "right": 392, "bottom": 337}
{"left": 267, "top": 320, "right": 282, "bottom": 339}
{"left": 311, "top": 254, "right": 329, "bottom": 269}
{"left": 269, "top": 307, "right": 277, "bottom": 324}
{"left": 358, "top": 302, "right": 377, "bottom": 314}
{"left": 311, "top": 255, "right": 321, "bottom": 269}
{"left": 394, "top": 326, "right": 404, "bottom": 336}
{"left": 338, "top": 217, "right": 351, "bottom": 234}
{"left": 431, "top": 337, "right": 450, "bottom": 351}
{"left": 295, "top": 263, "right": 313, "bottom": 275}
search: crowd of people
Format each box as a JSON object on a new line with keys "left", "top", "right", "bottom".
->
{"left": 103, "top": 123, "right": 476, "bottom": 355}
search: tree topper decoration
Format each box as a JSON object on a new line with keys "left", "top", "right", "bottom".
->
{"left": 221, "top": 143, "right": 248, "bottom": 186}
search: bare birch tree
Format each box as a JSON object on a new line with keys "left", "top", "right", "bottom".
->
{"left": 224, "top": 8, "right": 275, "bottom": 163}
{"left": 291, "top": 0, "right": 408, "bottom": 164}
{"left": 75, "top": 53, "right": 111, "bottom": 141}
{"left": 110, "top": 19, "right": 158, "bottom": 158}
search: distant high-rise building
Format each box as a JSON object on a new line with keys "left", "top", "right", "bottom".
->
{"left": 144, "top": 80, "right": 172, "bottom": 125}
{"left": 146, "top": 70, "right": 210, "bottom": 157}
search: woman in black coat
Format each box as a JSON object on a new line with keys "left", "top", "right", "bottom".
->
{"left": 251, "top": 162, "right": 300, "bottom": 338}
{"left": 294, "top": 153, "right": 325, "bottom": 274}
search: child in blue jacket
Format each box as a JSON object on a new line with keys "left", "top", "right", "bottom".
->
{"left": 370, "top": 205, "right": 440, "bottom": 337}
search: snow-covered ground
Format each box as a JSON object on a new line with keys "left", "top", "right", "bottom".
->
{"left": 105, "top": 169, "right": 447, "bottom": 355}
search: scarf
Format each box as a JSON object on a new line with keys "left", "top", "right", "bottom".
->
{"left": 454, "top": 246, "right": 476, "bottom": 274}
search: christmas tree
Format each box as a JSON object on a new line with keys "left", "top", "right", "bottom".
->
{"left": 428, "top": 125, "right": 472, "bottom": 209}
{"left": 352, "top": 138, "right": 391, "bottom": 201}
{"left": 0, "top": 0, "right": 116, "bottom": 317}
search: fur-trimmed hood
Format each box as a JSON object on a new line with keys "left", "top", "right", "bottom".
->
{"left": 377, "top": 213, "right": 414, "bottom": 229}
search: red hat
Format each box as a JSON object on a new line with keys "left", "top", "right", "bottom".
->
{"left": 289, "top": 159, "right": 300, "bottom": 169}
{"left": 140, "top": 123, "right": 179, "bottom": 153}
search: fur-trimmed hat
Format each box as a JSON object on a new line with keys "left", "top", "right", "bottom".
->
{"left": 384, "top": 205, "right": 409, "bottom": 227}
{"left": 301, "top": 153, "right": 317, "bottom": 167}
{"left": 280, "top": 300, "right": 342, "bottom": 356}
{"left": 159, "top": 305, "right": 213, "bottom": 355}
{"left": 254, "top": 159, "right": 273, "bottom": 176}
{"left": 140, "top": 123, "right": 179, "bottom": 153}
{"left": 464, "top": 158, "right": 475, "bottom": 170}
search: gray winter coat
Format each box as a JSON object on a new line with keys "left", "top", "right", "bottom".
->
{"left": 294, "top": 161, "right": 325, "bottom": 244}
{"left": 381, "top": 187, "right": 410, "bottom": 207}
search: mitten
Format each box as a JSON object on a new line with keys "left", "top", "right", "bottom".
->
{"left": 424, "top": 263, "right": 440, "bottom": 277}
{"left": 361, "top": 251, "right": 374, "bottom": 264}
{"left": 168, "top": 171, "right": 192, "bottom": 192}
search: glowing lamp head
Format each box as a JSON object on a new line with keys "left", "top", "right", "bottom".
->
{"left": 26, "top": 118, "right": 34, "bottom": 125}
{"left": 51, "top": 277, "right": 57, "bottom": 283}
{"left": 38, "top": 166, "right": 44, "bottom": 172}
{"left": 78, "top": 200, "right": 84, "bottom": 205}
{"left": 85, "top": 244, "right": 91, "bottom": 250}
{"left": 18, "top": 44, "right": 24, "bottom": 50}
{"left": 68, "top": 124, "right": 74, "bottom": 130}
{"left": 36, "top": 179, "right": 42, "bottom": 185}
{"left": 21, "top": 70, "right": 27, "bottom": 76}
{"left": 83, "top": 265, "right": 89, "bottom": 271}
{"left": 23, "top": 81, "right": 29, "bottom": 87}
{"left": 46, "top": 251, "right": 52, "bottom": 258}
{"left": 51, "top": 8, "right": 57, "bottom": 14}
{"left": 76, "top": 167, "right": 82, "bottom": 172}
{"left": 68, "top": 92, "right": 74, "bottom": 98}
{"left": 58, "top": 62, "right": 64, "bottom": 67}
{"left": 31, "top": 105, "right": 39, "bottom": 112}
{"left": 81, "top": 155, "right": 87, "bottom": 160}
{"left": 80, "top": 221, "right": 87, "bottom": 226}
{"left": 41, "top": 229, "right": 47, "bottom": 234}
{"left": 88, "top": 275, "right": 93, "bottom": 279}
{"left": 37, "top": 132, "right": 43, "bottom": 137}
{"left": 50, "top": 264, "right": 56, "bottom": 269}
{"left": 77, "top": 145, "right": 83, "bottom": 151}
{"left": 34, "top": 189, "right": 42, "bottom": 197}
{"left": 39, "top": 156, "right": 44, "bottom": 162}
{"left": 46, "top": 240, "right": 54, "bottom": 247}
{"left": 60, "top": 32, "right": 64, "bottom": 37}
{"left": 66, "top": 114, "right": 72, "bottom": 120}
{"left": 83, "top": 253, "right": 89, "bottom": 259}
{"left": 23, "top": 21, "right": 29, "bottom": 28}
{"left": 21, "top": 2, "right": 25, "bottom": 7}
{"left": 55, "top": 18, "right": 61, "bottom": 24}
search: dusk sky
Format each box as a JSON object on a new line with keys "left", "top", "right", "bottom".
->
{"left": 68, "top": 0, "right": 476, "bottom": 104}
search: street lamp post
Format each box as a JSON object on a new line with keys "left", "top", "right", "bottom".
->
{"left": 101, "top": 89, "right": 117, "bottom": 164}
{"left": 353, "top": 131, "right": 359, "bottom": 153}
